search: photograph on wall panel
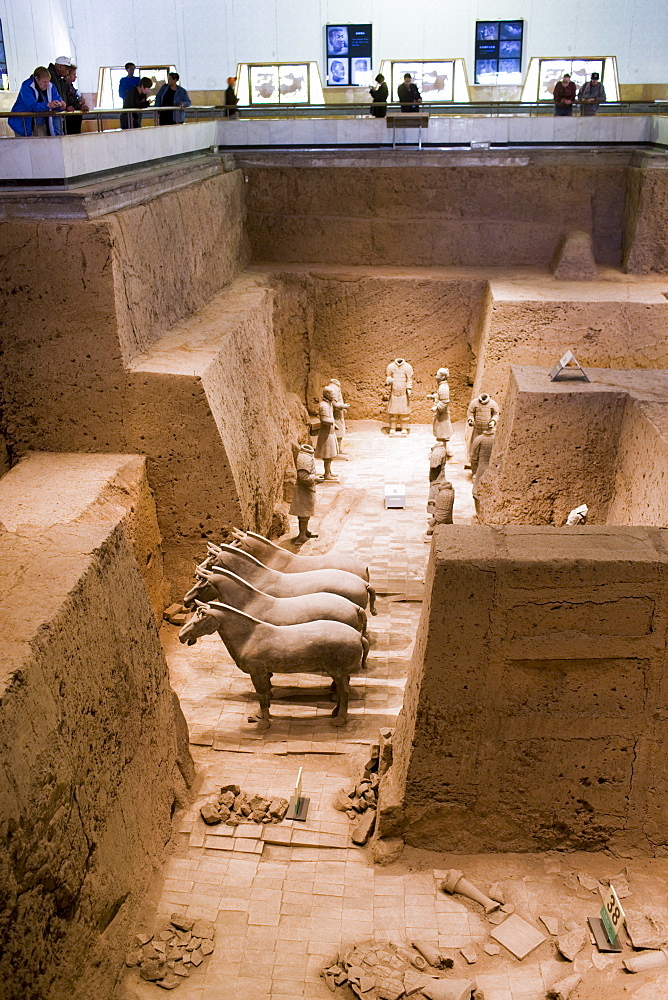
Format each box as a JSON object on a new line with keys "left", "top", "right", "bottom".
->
{"left": 391, "top": 62, "right": 454, "bottom": 102}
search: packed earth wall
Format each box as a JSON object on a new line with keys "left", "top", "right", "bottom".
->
{"left": 0, "top": 514, "right": 193, "bottom": 1000}
{"left": 384, "top": 525, "right": 668, "bottom": 856}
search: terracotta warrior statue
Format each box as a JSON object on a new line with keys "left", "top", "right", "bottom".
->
{"left": 429, "top": 368, "right": 453, "bottom": 451}
{"left": 465, "top": 391, "right": 500, "bottom": 467}
{"left": 315, "top": 386, "right": 339, "bottom": 481}
{"left": 325, "top": 377, "right": 349, "bottom": 459}
{"left": 471, "top": 419, "right": 496, "bottom": 516}
{"left": 289, "top": 443, "right": 318, "bottom": 545}
{"left": 426, "top": 480, "right": 455, "bottom": 536}
{"left": 385, "top": 357, "right": 413, "bottom": 435}
{"left": 429, "top": 441, "right": 447, "bottom": 484}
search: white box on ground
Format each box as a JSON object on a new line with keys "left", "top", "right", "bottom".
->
{"left": 385, "top": 484, "right": 406, "bottom": 509}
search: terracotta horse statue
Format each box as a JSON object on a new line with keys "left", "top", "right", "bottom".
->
{"left": 183, "top": 564, "right": 367, "bottom": 633}
{"left": 186, "top": 544, "right": 376, "bottom": 614}
{"left": 226, "top": 528, "right": 370, "bottom": 581}
{"left": 179, "top": 601, "right": 368, "bottom": 729}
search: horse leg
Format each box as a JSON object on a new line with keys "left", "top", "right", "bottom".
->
{"left": 250, "top": 670, "right": 272, "bottom": 730}
{"left": 330, "top": 671, "right": 350, "bottom": 727}
{"left": 368, "top": 585, "right": 377, "bottom": 616}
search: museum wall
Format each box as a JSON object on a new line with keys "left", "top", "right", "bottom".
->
{"left": 2, "top": 0, "right": 666, "bottom": 96}
{"left": 261, "top": 267, "right": 485, "bottom": 421}
{"left": 243, "top": 161, "right": 628, "bottom": 270}
{"left": 384, "top": 525, "right": 668, "bottom": 856}
{"left": 0, "top": 509, "right": 193, "bottom": 999}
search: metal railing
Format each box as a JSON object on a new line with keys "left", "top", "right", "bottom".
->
{"left": 1, "top": 100, "right": 666, "bottom": 135}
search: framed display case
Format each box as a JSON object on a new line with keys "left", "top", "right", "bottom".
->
{"left": 474, "top": 20, "right": 524, "bottom": 84}
{"left": 325, "top": 24, "right": 373, "bottom": 87}
{"left": 522, "top": 56, "right": 619, "bottom": 102}
{"left": 97, "top": 65, "right": 175, "bottom": 109}
{"left": 236, "top": 63, "right": 324, "bottom": 106}
{"left": 379, "top": 59, "right": 470, "bottom": 103}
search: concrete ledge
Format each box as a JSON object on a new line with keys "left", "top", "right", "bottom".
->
{"left": 0, "top": 115, "right": 664, "bottom": 185}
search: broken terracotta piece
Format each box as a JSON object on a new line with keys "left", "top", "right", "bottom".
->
{"left": 624, "top": 948, "right": 668, "bottom": 973}
{"left": 539, "top": 915, "right": 559, "bottom": 936}
{"left": 625, "top": 910, "right": 668, "bottom": 950}
{"left": 546, "top": 973, "right": 581, "bottom": 1000}
{"left": 487, "top": 883, "right": 505, "bottom": 904}
{"left": 556, "top": 928, "right": 586, "bottom": 963}
{"left": 420, "top": 979, "right": 477, "bottom": 1000}
{"left": 440, "top": 870, "right": 500, "bottom": 914}
{"left": 460, "top": 945, "right": 478, "bottom": 965}
{"left": 411, "top": 941, "right": 453, "bottom": 969}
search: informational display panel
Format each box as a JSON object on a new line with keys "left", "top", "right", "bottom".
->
{"left": 326, "top": 24, "right": 373, "bottom": 87}
{"left": 249, "top": 63, "right": 310, "bottom": 103}
{"left": 391, "top": 61, "right": 455, "bottom": 103}
{"left": 236, "top": 63, "right": 324, "bottom": 106}
{"left": 538, "top": 58, "right": 604, "bottom": 100}
{"left": 521, "top": 56, "right": 619, "bottom": 102}
{"left": 475, "top": 20, "right": 524, "bottom": 84}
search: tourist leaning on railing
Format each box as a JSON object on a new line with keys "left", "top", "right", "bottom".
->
{"left": 155, "top": 72, "right": 192, "bottom": 125}
{"left": 8, "top": 67, "right": 65, "bottom": 136}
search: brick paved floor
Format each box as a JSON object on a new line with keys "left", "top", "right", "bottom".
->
{"left": 117, "top": 423, "right": 655, "bottom": 1000}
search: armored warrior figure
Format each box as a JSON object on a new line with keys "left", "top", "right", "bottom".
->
{"left": 289, "top": 443, "right": 319, "bottom": 545}
{"left": 426, "top": 480, "right": 455, "bottom": 536}
{"left": 429, "top": 367, "right": 453, "bottom": 447}
{"left": 465, "top": 392, "right": 500, "bottom": 467}
{"left": 385, "top": 358, "right": 414, "bottom": 435}
{"left": 325, "top": 377, "right": 349, "bottom": 459}
{"left": 315, "top": 387, "right": 339, "bottom": 481}
{"left": 470, "top": 419, "right": 496, "bottom": 516}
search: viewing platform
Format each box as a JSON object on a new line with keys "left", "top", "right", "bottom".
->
{"left": 1, "top": 106, "right": 667, "bottom": 186}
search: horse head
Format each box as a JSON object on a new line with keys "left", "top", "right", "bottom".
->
{"left": 178, "top": 601, "right": 220, "bottom": 645}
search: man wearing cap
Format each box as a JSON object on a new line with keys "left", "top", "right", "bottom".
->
{"left": 578, "top": 73, "right": 606, "bottom": 116}
{"left": 48, "top": 56, "right": 72, "bottom": 102}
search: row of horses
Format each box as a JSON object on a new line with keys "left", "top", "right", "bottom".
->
{"left": 178, "top": 529, "right": 376, "bottom": 729}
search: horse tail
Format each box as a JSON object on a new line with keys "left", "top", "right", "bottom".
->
{"left": 367, "top": 585, "right": 377, "bottom": 616}
{"left": 356, "top": 606, "right": 368, "bottom": 635}
{"left": 361, "top": 636, "right": 370, "bottom": 669}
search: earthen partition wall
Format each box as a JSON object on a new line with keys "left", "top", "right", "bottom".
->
{"left": 241, "top": 152, "right": 629, "bottom": 268}
{"left": 0, "top": 454, "right": 193, "bottom": 1000}
{"left": 480, "top": 367, "right": 668, "bottom": 526}
{"left": 383, "top": 525, "right": 668, "bottom": 856}
{"left": 0, "top": 165, "right": 300, "bottom": 593}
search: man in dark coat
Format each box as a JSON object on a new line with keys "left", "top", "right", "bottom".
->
{"left": 48, "top": 56, "right": 72, "bottom": 101}
{"left": 553, "top": 74, "right": 577, "bottom": 116}
{"left": 121, "top": 77, "right": 152, "bottom": 129}
{"left": 397, "top": 73, "right": 421, "bottom": 112}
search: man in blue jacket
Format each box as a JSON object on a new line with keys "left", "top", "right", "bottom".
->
{"left": 9, "top": 66, "right": 65, "bottom": 136}
{"left": 155, "top": 72, "right": 192, "bottom": 125}
{"left": 119, "top": 63, "right": 141, "bottom": 100}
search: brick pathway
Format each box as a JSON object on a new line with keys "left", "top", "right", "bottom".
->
{"left": 119, "top": 423, "right": 618, "bottom": 1000}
